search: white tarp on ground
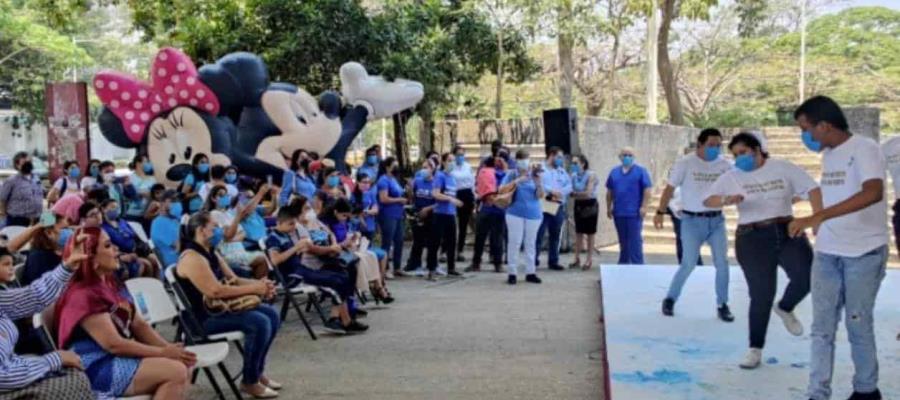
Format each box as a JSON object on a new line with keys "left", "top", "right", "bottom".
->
{"left": 602, "top": 264, "right": 900, "bottom": 400}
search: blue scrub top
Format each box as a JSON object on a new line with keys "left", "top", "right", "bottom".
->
{"left": 412, "top": 176, "right": 435, "bottom": 211}
{"left": 501, "top": 170, "right": 542, "bottom": 220}
{"left": 280, "top": 170, "right": 318, "bottom": 204}
{"left": 241, "top": 212, "right": 268, "bottom": 242}
{"left": 377, "top": 175, "right": 405, "bottom": 219}
{"left": 432, "top": 171, "right": 458, "bottom": 216}
{"left": 605, "top": 164, "right": 652, "bottom": 218}
{"left": 351, "top": 188, "right": 379, "bottom": 233}
{"left": 151, "top": 215, "right": 181, "bottom": 267}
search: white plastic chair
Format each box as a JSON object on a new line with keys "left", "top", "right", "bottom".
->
{"left": 126, "top": 221, "right": 153, "bottom": 250}
{"left": 0, "top": 225, "right": 27, "bottom": 243}
{"left": 123, "top": 277, "right": 240, "bottom": 400}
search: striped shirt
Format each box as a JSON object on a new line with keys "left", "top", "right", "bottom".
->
{"left": 0, "top": 265, "right": 72, "bottom": 390}
{"left": 0, "top": 174, "right": 44, "bottom": 219}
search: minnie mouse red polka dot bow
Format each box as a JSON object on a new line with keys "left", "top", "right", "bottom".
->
{"left": 93, "top": 47, "right": 220, "bottom": 144}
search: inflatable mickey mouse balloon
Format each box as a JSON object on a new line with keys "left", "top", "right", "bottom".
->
{"left": 96, "top": 47, "right": 424, "bottom": 187}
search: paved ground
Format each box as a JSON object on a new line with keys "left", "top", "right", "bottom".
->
{"left": 183, "top": 247, "right": 608, "bottom": 400}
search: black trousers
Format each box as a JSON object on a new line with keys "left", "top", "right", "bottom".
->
{"left": 406, "top": 213, "right": 432, "bottom": 271}
{"left": 892, "top": 200, "right": 900, "bottom": 253}
{"left": 456, "top": 188, "right": 475, "bottom": 254}
{"left": 428, "top": 213, "right": 457, "bottom": 272}
{"left": 735, "top": 222, "right": 812, "bottom": 349}
{"left": 472, "top": 210, "right": 505, "bottom": 267}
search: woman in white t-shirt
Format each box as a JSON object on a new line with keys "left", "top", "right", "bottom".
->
{"left": 704, "top": 132, "right": 823, "bottom": 370}
{"left": 47, "top": 160, "right": 83, "bottom": 205}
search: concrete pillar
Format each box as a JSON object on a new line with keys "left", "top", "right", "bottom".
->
{"left": 843, "top": 106, "right": 880, "bottom": 142}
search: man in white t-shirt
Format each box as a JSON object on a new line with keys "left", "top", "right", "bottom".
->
{"left": 653, "top": 128, "right": 734, "bottom": 322}
{"left": 788, "top": 96, "right": 888, "bottom": 400}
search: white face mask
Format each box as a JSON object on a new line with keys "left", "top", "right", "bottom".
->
{"left": 304, "top": 209, "right": 317, "bottom": 223}
{"left": 102, "top": 172, "right": 115, "bottom": 183}
{"left": 517, "top": 159, "right": 530, "bottom": 171}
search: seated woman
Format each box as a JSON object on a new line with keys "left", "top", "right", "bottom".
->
{"left": 319, "top": 199, "right": 393, "bottom": 304}
{"left": 265, "top": 203, "right": 368, "bottom": 334}
{"left": 350, "top": 172, "right": 379, "bottom": 242}
{"left": 175, "top": 212, "right": 281, "bottom": 398}
{"left": 203, "top": 185, "right": 268, "bottom": 279}
{"left": 100, "top": 199, "right": 159, "bottom": 280}
{"left": 0, "top": 245, "right": 94, "bottom": 399}
{"left": 55, "top": 227, "right": 196, "bottom": 399}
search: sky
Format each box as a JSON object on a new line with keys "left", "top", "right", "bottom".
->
{"left": 833, "top": 0, "right": 900, "bottom": 10}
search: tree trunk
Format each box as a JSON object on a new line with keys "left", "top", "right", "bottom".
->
{"left": 418, "top": 107, "right": 435, "bottom": 155}
{"left": 392, "top": 110, "right": 413, "bottom": 170}
{"left": 657, "top": 0, "right": 684, "bottom": 125}
{"left": 556, "top": 1, "right": 575, "bottom": 108}
{"left": 495, "top": 27, "right": 505, "bottom": 119}
{"left": 606, "top": 32, "right": 621, "bottom": 118}
{"left": 586, "top": 101, "right": 603, "bottom": 117}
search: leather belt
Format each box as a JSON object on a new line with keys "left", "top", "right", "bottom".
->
{"left": 736, "top": 216, "right": 793, "bottom": 235}
{"left": 682, "top": 210, "right": 722, "bottom": 218}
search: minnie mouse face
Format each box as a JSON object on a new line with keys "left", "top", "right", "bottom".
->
{"left": 256, "top": 87, "right": 341, "bottom": 169}
{"left": 146, "top": 107, "right": 231, "bottom": 186}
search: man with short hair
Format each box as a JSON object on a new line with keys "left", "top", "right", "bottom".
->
{"left": 0, "top": 151, "right": 44, "bottom": 227}
{"left": 358, "top": 146, "right": 380, "bottom": 180}
{"left": 605, "top": 147, "right": 652, "bottom": 264}
{"left": 654, "top": 128, "right": 734, "bottom": 322}
{"left": 535, "top": 146, "right": 572, "bottom": 271}
{"left": 788, "top": 96, "right": 888, "bottom": 400}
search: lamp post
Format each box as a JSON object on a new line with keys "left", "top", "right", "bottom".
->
{"left": 70, "top": 38, "right": 100, "bottom": 82}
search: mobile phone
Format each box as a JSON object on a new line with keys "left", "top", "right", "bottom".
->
{"left": 39, "top": 211, "right": 56, "bottom": 227}
{"left": 266, "top": 175, "right": 273, "bottom": 186}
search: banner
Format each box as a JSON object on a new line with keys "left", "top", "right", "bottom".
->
{"left": 44, "top": 82, "right": 91, "bottom": 183}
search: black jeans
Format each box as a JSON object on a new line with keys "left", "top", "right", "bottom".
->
{"left": 892, "top": 200, "right": 900, "bottom": 253}
{"left": 472, "top": 211, "right": 505, "bottom": 267}
{"left": 406, "top": 213, "right": 432, "bottom": 271}
{"left": 428, "top": 213, "right": 457, "bottom": 272}
{"left": 456, "top": 188, "right": 475, "bottom": 254}
{"left": 735, "top": 222, "right": 812, "bottom": 349}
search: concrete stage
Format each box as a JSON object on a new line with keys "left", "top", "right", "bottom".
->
{"left": 601, "top": 265, "right": 900, "bottom": 400}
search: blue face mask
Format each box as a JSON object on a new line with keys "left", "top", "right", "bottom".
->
{"left": 415, "top": 169, "right": 428, "bottom": 180}
{"left": 89, "top": 165, "right": 99, "bottom": 177}
{"left": 569, "top": 164, "right": 581, "bottom": 174}
{"left": 209, "top": 226, "right": 224, "bottom": 248}
{"left": 735, "top": 154, "right": 756, "bottom": 172}
{"left": 455, "top": 154, "right": 465, "bottom": 165}
{"left": 68, "top": 167, "right": 80, "bottom": 179}
{"left": 106, "top": 208, "right": 120, "bottom": 221}
{"left": 58, "top": 228, "right": 73, "bottom": 248}
{"left": 217, "top": 194, "right": 231, "bottom": 209}
{"left": 367, "top": 155, "right": 378, "bottom": 166}
{"left": 197, "top": 163, "right": 210, "bottom": 174}
{"left": 142, "top": 162, "right": 154, "bottom": 175}
{"left": 704, "top": 146, "right": 721, "bottom": 161}
{"left": 169, "top": 203, "right": 183, "bottom": 218}
{"left": 622, "top": 155, "right": 634, "bottom": 167}
{"left": 225, "top": 172, "right": 237, "bottom": 184}
{"left": 326, "top": 175, "right": 340, "bottom": 188}
{"left": 553, "top": 156, "right": 564, "bottom": 168}
{"left": 801, "top": 130, "right": 822, "bottom": 152}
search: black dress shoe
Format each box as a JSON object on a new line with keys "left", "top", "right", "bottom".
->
{"left": 847, "top": 389, "right": 882, "bottom": 400}
{"left": 548, "top": 264, "right": 564, "bottom": 271}
{"left": 718, "top": 304, "right": 735, "bottom": 322}
{"left": 525, "top": 274, "right": 542, "bottom": 284}
{"left": 456, "top": 255, "right": 466, "bottom": 262}
{"left": 507, "top": 275, "right": 517, "bottom": 285}
{"left": 662, "top": 298, "right": 674, "bottom": 316}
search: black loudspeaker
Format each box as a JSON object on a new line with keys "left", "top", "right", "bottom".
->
{"left": 542, "top": 107, "right": 578, "bottom": 155}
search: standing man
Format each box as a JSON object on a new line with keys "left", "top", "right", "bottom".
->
{"left": 605, "top": 147, "right": 652, "bottom": 264}
{"left": 653, "top": 128, "right": 734, "bottom": 322}
{"left": 788, "top": 96, "right": 888, "bottom": 400}
{"left": 535, "top": 146, "right": 572, "bottom": 271}
{"left": 451, "top": 145, "right": 475, "bottom": 262}
{"left": 0, "top": 151, "right": 44, "bottom": 227}
{"left": 358, "top": 145, "right": 380, "bottom": 180}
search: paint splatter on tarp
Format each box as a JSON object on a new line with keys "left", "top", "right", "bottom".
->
{"left": 613, "top": 369, "right": 692, "bottom": 385}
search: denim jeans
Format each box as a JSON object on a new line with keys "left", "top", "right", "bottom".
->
{"left": 807, "top": 246, "right": 887, "bottom": 400}
{"left": 668, "top": 211, "right": 702, "bottom": 266}
{"left": 735, "top": 223, "right": 811, "bottom": 348}
{"left": 666, "top": 214, "right": 730, "bottom": 306}
{"left": 203, "top": 304, "right": 281, "bottom": 385}
{"left": 535, "top": 206, "right": 567, "bottom": 267}
{"left": 613, "top": 216, "right": 644, "bottom": 264}
{"left": 378, "top": 215, "right": 405, "bottom": 271}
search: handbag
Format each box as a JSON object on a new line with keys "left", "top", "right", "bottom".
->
{"left": 204, "top": 277, "right": 262, "bottom": 315}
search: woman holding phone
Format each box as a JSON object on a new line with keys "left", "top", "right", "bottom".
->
{"left": 500, "top": 150, "right": 544, "bottom": 285}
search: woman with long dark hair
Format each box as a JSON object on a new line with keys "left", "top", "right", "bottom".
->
{"left": 570, "top": 154, "right": 599, "bottom": 270}
{"left": 376, "top": 157, "right": 408, "bottom": 278}
{"left": 280, "top": 149, "right": 317, "bottom": 204}
{"left": 182, "top": 153, "right": 210, "bottom": 214}
{"left": 123, "top": 154, "right": 157, "bottom": 226}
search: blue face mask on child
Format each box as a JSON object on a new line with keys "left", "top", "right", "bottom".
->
{"left": 69, "top": 167, "right": 80, "bottom": 179}
{"left": 734, "top": 154, "right": 756, "bottom": 172}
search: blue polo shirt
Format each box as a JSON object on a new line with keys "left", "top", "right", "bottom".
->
{"left": 151, "top": 215, "right": 181, "bottom": 267}
{"left": 351, "top": 188, "right": 379, "bottom": 233}
{"left": 102, "top": 220, "right": 137, "bottom": 253}
{"left": 432, "top": 171, "right": 457, "bottom": 216}
{"left": 280, "top": 170, "right": 318, "bottom": 204}
{"left": 265, "top": 230, "right": 303, "bottom": 282}
{"left": 605, "top": 164, "right": 652, "bottom": 218}
{"left": 241, "top": 212, "right": 268, "bottom": 242}
{"left": 501, "top": 170, "right": 542, "bottom": 220}
{"left": 377, "top": 175, "right": 405, "bottom": 219}
{"left": 412, "top": 176, "right": 435, "bottom": 211}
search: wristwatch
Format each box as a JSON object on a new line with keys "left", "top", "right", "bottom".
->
{"left": 656, "top": 210, "right": 666, "bottom": 216}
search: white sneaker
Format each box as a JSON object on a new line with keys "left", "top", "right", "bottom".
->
{"left": 739, "top": 348, "right": 762, "bottom": 369}
{"left": 774, "top": 306, "right": 804, "bottom": 336}
{"left": 435, "top": 267, "right": 448, "bottom": 276}
{"left": 384, "top": 271, "right": 395, "bottom": 280}
{"left": 340, "top": 62, "right": 424, "bottom": 120}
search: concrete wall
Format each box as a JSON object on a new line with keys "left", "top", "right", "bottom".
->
{"left": 578, "top": 118, "right": 700, "bottom": 246}
{"left": 844, "top": 106, "right": 880, "bottom": 142}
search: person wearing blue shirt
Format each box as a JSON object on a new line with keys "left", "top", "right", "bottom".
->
{"left": 358, "top": 146, "right": 380, "bottom": 182}
{"left": 427, "top": 154, "right": 463, "bottom": 280}
{"left": 501, "top": 150, "right": 544, "bottom": 285}
{"left": 351, "top": 172, "right": 380, "bottom": 241}
{"left": 605, "top": 147, "right": 652, "bottom": 265}
{"left": 404, "top": 160, "right": 436, "bottom": 273}
{"left": 100, "top": 199, "right": 158, "bottom": 279}
{"left": 376, "top": 157, "right": 408, "bottom": 277}
{"left": 281, "top": 149, "right": 318, "bottom": 204}
{"left": 181, "top": 154, "right": 210, "bottom": 214}
{"left": 150, "top": 191, "right": 183, "bottom": 268}
{"left": 535, "top": 146, "right": 573, "bottom": 270}
{"left": 239, "top": 183, "right": 277, "bottom": 251}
